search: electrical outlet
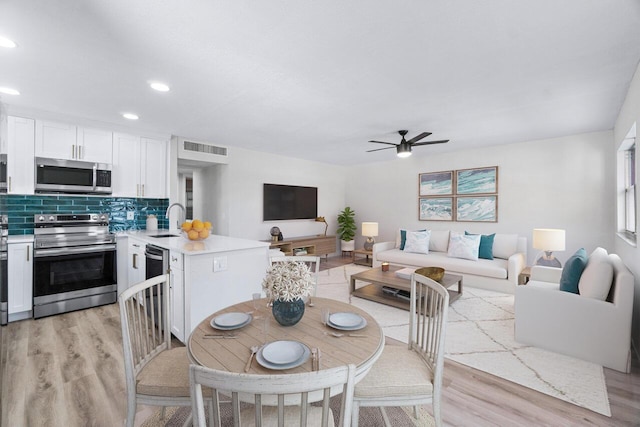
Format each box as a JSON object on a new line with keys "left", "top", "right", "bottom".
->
{"left": 127, "top": 211, "right": 135, "bottom": 220}
{"left": 213, "top": 256, "right": 228, "bottom": 272}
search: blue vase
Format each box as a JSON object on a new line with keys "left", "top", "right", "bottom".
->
{"left": 272, "top": 298, "right": 305, "bottom": 326}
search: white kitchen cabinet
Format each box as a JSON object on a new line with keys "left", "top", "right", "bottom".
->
{"left": 127, "top": 239, "right": 146, "bottom": 287}
{"left": 35, "top": 120, "right": 112, "bottom": 163}
{"left": 76, "top": 127, "right": 113, "bottom": 163}
{"left": 7, "top": 116, "right": 35, "bottom": 194}
{"left": 8, "top": 241, "right": 33, "bottom": 318}
{"left": 169, "top": 251, "right": 185, "bottom": 341}
{"left": 113, "top": 133, "right": 167, "bottom": 198}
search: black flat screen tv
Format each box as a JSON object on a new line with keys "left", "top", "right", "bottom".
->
{"left": 263, "top": 183, "right": 318, "bottom": 221}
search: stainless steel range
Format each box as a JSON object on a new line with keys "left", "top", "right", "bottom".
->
{"left": 33, "top": 213, "right": 117, "bottom": 318}
{"left": 0, "top": 215, "right": 8, "bottom": 325}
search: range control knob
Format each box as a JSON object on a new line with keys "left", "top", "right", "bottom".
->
{"left": 48, "top": 216, "right": 55, "bottom": 222}
{"left": 38, "top": 215, "right": 45, "bottom": 222}
{"left": 92, "top": 214, "right": 98, "bottom": 220}
{"left": 100, "top": 214, "right": 107, "bottom": 221}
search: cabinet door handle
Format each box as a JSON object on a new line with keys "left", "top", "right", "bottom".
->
{"left": 136, "top": 184, "right": 140, "bottom": 197}
{"left": 78, "top": 145, "right": 83, "bottom": 159}
{"left": 72, "top": 144, "right": 76, "bottom": 159}
{"left": 133, "top": 253, "right": 138, "bottom": 269}
{"left": 142, "top": 184, "right": 145, "bottom": 197}
{"left": 27, "top": 245, "right": 30, "bottom": 261}
{"left": 8, "top": 176, "right": 11, "bottom": 192}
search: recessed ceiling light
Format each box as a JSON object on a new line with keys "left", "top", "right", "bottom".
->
{"left": 0, "top": 87, "right": 20, "bottom": 95}
{"left": 149, "top": 81, "right": 170, "bottom": 92}
{"left": 0, "top": 36, "right": 17, "bottom": 48}
{"left": 122, "top": 113, "right": 139, "bottom": 120}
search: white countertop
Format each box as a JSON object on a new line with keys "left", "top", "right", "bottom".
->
{"left": 124, "top": 229, "right": 270, "bottom": 255}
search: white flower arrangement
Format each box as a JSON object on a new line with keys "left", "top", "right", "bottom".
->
{"left": 262, "top": 261, "right": 315, "bottom": 302}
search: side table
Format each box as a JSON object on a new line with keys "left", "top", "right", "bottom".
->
{"left": 353, "top": 249, "right": 373, "bottom": 267}
{"left": 518, "top": 266, "right": 531, "bottom": 285}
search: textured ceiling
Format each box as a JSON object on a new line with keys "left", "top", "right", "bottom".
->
{"left": 1, "top": 1, "right": 639, "bottom": 165}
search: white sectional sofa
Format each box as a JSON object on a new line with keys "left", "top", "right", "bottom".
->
{"left": 372, "top": 230, "right": 527, "bottom": 294}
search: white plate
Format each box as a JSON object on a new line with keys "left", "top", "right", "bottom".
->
{"left": 214, "top": 312, "right": 251, "bottom": 327}
{"left": 210, "top": 313, "right": 252, "bottom": 330}
{"left": 256, "top": 342, "right": 311, "bottom": 370}
{"left": 262, "top": 341, "right": 306, "bottom": 365}
{"left": 329, "top": 312, "right": 364, "bottom": 328}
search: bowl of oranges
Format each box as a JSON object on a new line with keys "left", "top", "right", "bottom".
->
{"left": 181, "top": 219, "right": 212, "bottom": 241}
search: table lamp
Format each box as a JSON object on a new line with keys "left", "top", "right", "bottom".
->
{"left": 532, "top": 228, "right": 565, "bottom": 267}
{"left": 315, "top": 216, "right": 328, "bottom": 236}
{"left": 362, "top": 222, "right": 379, "bottom": 251}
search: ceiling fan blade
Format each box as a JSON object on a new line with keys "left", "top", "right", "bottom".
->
{"left": 406, "top": 132, "right": 432, "bottom": 144}
{"left": 366, "top": 146, "right": 396, "bottom": 152}
{"left": 368, "top": 140, "right": 398, "bottom": 146}
{"left": 412, "top": 139, "right": 449, "bottom": 146}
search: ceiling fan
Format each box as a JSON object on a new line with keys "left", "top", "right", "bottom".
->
{"left": 367, "top": 130, "right": 449, "bottom": 158}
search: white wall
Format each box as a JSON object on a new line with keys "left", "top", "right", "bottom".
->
{"left": 345, "top": 131, "right": 615, "bottom": 266}
{"left": 192, "top": 147, "right": 347, "bottom": 246}
{"left": 614, "top": 60, "right": 640, "bottom": 354}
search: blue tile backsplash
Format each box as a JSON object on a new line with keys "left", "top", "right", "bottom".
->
{"left": 2, "top": 194, "right": 169, "bottom": 235}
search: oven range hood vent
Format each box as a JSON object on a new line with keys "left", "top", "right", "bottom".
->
{"left": 177, "top": 137, "right": 229, "bottom": 165}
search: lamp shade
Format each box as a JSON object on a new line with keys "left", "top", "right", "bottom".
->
{"left": 362, "top": 222, "right": 378, "bottom": 237}
{"left": 532, "top": 229, "right": 566, "bottom": 251}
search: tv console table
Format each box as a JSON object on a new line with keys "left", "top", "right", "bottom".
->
{"left": 267, "top": 235, "right": 337, "bottom": 258}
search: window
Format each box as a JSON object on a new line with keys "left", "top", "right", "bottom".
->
{"left": 618, "top": 123, "right": 636, "bottom": 244}
{"left": 624, "top": 144, "right": 636, "bottom": 234}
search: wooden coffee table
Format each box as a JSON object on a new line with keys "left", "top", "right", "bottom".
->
{"left": 350, "top": 265, "right": 463, "bottom": 310}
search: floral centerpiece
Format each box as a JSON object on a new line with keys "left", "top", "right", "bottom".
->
{"left": 262, "top": 261, "right": 315, "bottom": 326}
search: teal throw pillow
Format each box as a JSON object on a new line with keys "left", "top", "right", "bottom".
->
{"left": 559, "top": 248, "right": 588, "bottom": 294}
{"left": 465, "top": 231, "right": 495, "bottom": 260}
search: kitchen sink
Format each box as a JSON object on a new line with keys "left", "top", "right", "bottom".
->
{"left": 150, "top": 234, "right": 180, "bottom": 238}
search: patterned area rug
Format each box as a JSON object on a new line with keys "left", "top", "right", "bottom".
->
{"left": 318, "top": 264, "right": 611, "bottom": 417}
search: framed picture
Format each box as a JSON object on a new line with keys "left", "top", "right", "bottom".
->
{"left": 419, "top": 197, "right": 454, "bottom": 221}
{"left": 419, "top": 171, "right": 453, "bottom": 196}
{"left": 456, "top": 166, "right": 498, "bottom": 195}
{"left": 456, "top": 196, "right": 498, "bottom": 222}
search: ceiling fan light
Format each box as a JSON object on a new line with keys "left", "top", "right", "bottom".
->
{"left": 397, "top": 144, "right": 412, "bottom": 158}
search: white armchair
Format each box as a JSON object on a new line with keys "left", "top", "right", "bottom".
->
{"left": 514, "top": 253, "right": 634, "bottom": 373}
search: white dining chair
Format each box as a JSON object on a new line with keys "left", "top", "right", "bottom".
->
{"left": 270, "top": 255, "right": 321, "bottom": 298}
{"left": 351, "top": 273, "right": 450, "bottom": 427}
{"left": 119, "top": 274, "right": 193, "bottom": 427}
{"left": 190, "top": 363, "right": 357, "bottom": 427}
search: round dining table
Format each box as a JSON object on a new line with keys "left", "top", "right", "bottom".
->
{"left": 187, "top": 296, "right": 385, "bottom": 383}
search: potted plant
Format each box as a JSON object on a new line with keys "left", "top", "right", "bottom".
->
{"left": 262, "top": 260, "right": 315, "bottom": 326}
{"left": 337, "top": 207, "right": 357, "bottom": 252}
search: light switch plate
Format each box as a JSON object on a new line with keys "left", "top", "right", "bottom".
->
{"left": 213, "top": 256, "right": 228, "bottom": 272}
{"left": 127, "top": 211, "right": 135, "bottom": 220}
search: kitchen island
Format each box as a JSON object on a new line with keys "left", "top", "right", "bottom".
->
{"left": 120, "top": 230, "right": 270, "bottom": 342}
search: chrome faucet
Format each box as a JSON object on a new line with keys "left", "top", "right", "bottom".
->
{"left": 165, "top": 203, "right": 186, "bottom": 229}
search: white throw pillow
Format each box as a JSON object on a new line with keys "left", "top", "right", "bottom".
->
{"left": 447, "top": 231, "right": 480, "bottom": 261}
{"left": 429, "top": 230, "right": 450, "bottom": 252}
{"left": 403, "top": 230, "right": 431, "bottom": 254}
{"left": 578, "top": 247, "right": 614, "bottom": 300}
{"left": 492, "top": 234, "right": 518, "bottom": 259}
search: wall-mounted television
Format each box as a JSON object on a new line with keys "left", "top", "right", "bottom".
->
{"left": 263, "top": 183, "right": 318, "bottom": 221}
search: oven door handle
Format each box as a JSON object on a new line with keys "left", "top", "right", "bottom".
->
{"left": 34, "top": 244, "right": 117, "bottom": 257}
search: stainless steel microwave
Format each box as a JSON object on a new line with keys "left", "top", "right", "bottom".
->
{"left": 35, "top": 157, "right": 112, "bottom": 194}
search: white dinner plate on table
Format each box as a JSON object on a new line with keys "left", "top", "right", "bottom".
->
{"left": 327, "top": 312, "right": 367, "bottom": 331}
{"left": 210, "top": 312, "right": 252, "bottom": 330}
{"left": 256, "top": 341, "right": 311, "bottom": 370}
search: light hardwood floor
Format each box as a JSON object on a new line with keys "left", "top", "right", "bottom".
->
{"left": 1, "top": 256, "right": 639, "bottom": 426}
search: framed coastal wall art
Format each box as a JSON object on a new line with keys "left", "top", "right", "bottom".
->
{"left": 456, "top": 166, "right": 498, "bottom": 195}
{"left": 419, "top": 171, "right": 453, "bottom": 196}
{"left": 419, "top": 197, "right": 453, "bottom": 221}
{"left": 418, "top": 166, "right": 498, "bottom": 222}
{"left": 456, "top": 195, "right": 498, "bottom": 222}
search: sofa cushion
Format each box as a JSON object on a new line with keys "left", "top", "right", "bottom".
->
{"left": 398, "top": 229, "right": 426, "bottom": 250}
{"left": 403, "top": 230, "right": 431, "bottom": 254}
{"left": 493, "top": 234, "right": 518, "bottom": 259}
{"left": 465, "top": 231, "right": 495, "bottom": 260}
{"left": 559, "top": 248, "right": 588, "bottom": 294}
{"left": 578, "top": 247, "right": 613, "bottom": 300}
{"left": 377, "top": 249, "right": 508, "bottom": 279}
{"left": 429, "top": 230, "right": 450, "bottom": 252}
{"left": 447, "top": 231, "right": 481, "bottom": 261}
